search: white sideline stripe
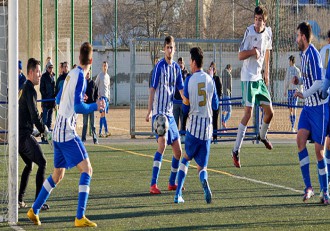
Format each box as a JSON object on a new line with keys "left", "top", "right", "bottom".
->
{"left": 100, "top": 145, "right": 304, "bottom": 194}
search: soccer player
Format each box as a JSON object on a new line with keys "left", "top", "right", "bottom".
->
{"left": 18, "top": 58, "right": 50, "bottom": 210}
{"left": 294, "top": 22, "right": 329, "bottom": 204}
{"left": 174, "top": 47, "right": 219, "bottom": 204}
{"left": 27, "top": 42, "right": 105, "bottom": 226}
{"left": 232, "top": 5, "right": 274, "bottom": 168}
{"left": 95, "top": 61, "right": 111, "bottom": 137}
{"left": 145, "top": 35, "right": 184, "bottom": 194}
{"left": 283, "top": 55, "right": 301, "bottom": 132}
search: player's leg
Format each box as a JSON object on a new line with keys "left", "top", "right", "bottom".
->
{"left": 90, "top": 112, "right": 98, "bottom": 144}
{"left": 75, "top": 158, "right": 97, "bottom": 227}
{"left": 99, "top": 111, "right": 104, "bottom": 137}
{"left": 195, "top": 138, "right": 212, "bottom": 203}
{"left": 296, "top": 108, "right": 313, "bottom": 202}
{"left": 315, "top": 142, "right": 329, "bottom": 204}
{"left": 326, "top": 137, "right": 330, "bottom": 184}
{"left": 168, "top": 117, "right": 182, "bottom": 190}
{"left": 103, "top": 98, "right": 110, "bottom": 136}
{"left": 150, "top": 123, "right": 167, "bottom": 194}
{"left": 174, "top": 153, "right": 190, "bottom": 203}
{"left": 233, "top": 81, "right": 255, "bottom": 160}
{"left": 28, "top": 167, "right": 65, "bottom": 225}
{"left": 18, "top": 145, "right": 32, "bottom": 208}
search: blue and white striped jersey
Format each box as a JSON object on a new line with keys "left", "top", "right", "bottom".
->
{"left": 150, "top": 58, "right": 183, "bottom": 116}
{"left": 300, "top": 44, "right": 326, "bottom": 106}
{"left": 184, "top": 70, "right": 218, "bottom": 140}
{"left": 53, "top": 66, "right": 97, "bottom": 142}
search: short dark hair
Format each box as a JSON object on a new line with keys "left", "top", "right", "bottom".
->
{"left": 27, "top": 58, "right": 41, "bottom": 74}
{"left": 79, "top": 42, "right": 93, "bottom": 65}
{"left": 103, "top": 61, "right": 108, "bottom": 64}
{"left": 254, "top": 5, "right": 268, "bottom": 22}
{"left": 178, "top": 57, "right": 183, "bottom": 62}
{"left": 226, "top": 64, "right": 231, "bottom": 70}
{"left": 210, "top": 61, "right": 217, "bottom": 74}
{"left": 297, "top": 22, "right": 312, "bottom": 43}
{"left": 289, "top": 55, "right": 295, "bottom": 63}
{"left": 190, "top": 47, "right": 203, "bottom": 69}
{"left": 164, "top": 35, "right": 174, "bottom": 47}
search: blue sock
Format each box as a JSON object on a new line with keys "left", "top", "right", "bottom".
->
{"left": 290, "top": 115, "right": 293, "bottom": 128}
{"left": 199, "top": 169, "right": 208, "bottom": 184}
{"left": 225, "top": 111, "right": 231, "bottom": 123}
{"left": 151, "top": 152, "right": 163, "bottom": 186}
{"left": 104, "top": 117, "right": 108, "bottom": 133}
{"left": 298, "top": 148, "right": 311, "bottom": 189}
{"left": 175, "top": 158, "right": 189, "bottom": 196}
{"left": 99, "top": 117, "right": 103, "bottom": 134}
{"left": 77, "top": 172, "right": 91, "bottom": 219}
{"left": 326, "top": 149, "right": 330, "bottom": 182}
{"left": 318, "top": 159, "right": 328, "bottom": 194}
{"left": 32, "top": 175, "right": 56, "bottom": 215}
{"left": 293, "top": 115, "right": 296, "bottom": 127}
{"left": 169, "top": 156, "right": 180, "bottom": 186}
{"left": 221, "top": 114, "right": 225, "bottom": 123}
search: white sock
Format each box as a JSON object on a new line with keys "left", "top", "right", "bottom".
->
{"left": 233, "top": 123, "right": 247, "bottom": 152}
{"left": 259, "top": 122, "right": 270, "bottom": 139}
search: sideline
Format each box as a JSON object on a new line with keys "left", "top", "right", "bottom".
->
{"left": 97, "top": 144, "right": 303, "bottom": 194}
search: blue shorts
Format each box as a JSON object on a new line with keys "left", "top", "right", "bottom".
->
{"left": 53, "top": 137, "right": 88, "bottom": 169}
{"left": 287, "top": 90, "right": 298, "bottom": 108}
{"left": 222, "top": 95, "right": 232, "bottom": 112}
{"left": 298, "top": 104, "right": 329, "bottom": 145}
{"left": 100, "top": 96, "right": 109, "bottom": 113}
{"left": 185, "top": 131, "right": 211, "bottom": 167}
{"left": 152, "top": 115, "right": 179, "bottom": 145}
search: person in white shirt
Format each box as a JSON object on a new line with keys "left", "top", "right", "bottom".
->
{"left": 232, "top": 5, "right": 274, "bottom": 168}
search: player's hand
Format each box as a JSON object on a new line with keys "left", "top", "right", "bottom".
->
{"left": 254, "top": 47, "right": 260, "bottom": 59}
{"left": 292, "top": 76, "right": 299, "bottom": 85}
{"left": 294, "top": 91, "right": 304, "bottom": 99}
{"left": 84, "top": 94, "right": 88, "bottom": 102}
{"left": 146, "top": 111, "right": 152, "bottom": 122}
{"left": 32, "top": 128, "right": 41, "bottom": 137}
{"left": 97, "top": 98, "right": 105, "bottom": 111}
{"left": 321, "top": 90, "right": 329, "bottom": 100}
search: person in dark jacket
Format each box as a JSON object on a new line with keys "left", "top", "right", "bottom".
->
{"left": 208, "top": 61, "right": 222, "bottom": 141}
{"left": 19, "top": 58, "right": 50, "bottom": 210}
{"left": 81, "top": 70, "right": 99, "bottom": 144}
{"left": 40, "top": 60, "right": 55, "bottom": 129}
{"left": 173, "top": 57, "right": 189, "bottom": 143}
{"left": 55, "top": 61, "right": 69, "bottom": 97}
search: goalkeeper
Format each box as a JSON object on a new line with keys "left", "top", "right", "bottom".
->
{"left": 19, "top": 58, "right": 51, "bottom": 210}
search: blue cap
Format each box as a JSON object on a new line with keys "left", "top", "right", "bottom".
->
{"left": 18, "top": 60, "right": 22, "bottom": 70}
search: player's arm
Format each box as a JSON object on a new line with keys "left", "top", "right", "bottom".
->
{"left": 182, "top": 76, "right": 190, "bottom": 116}
{"left": 212, "top": 83, "right": 219, "bottom": 111}
{"left": 146, "top": 63, "right": 160, "bottom": 122}
{"left": 263, "top": 49, "right": 270, "bottom": 86}
{"left": 74, "top": 72, "right": 98, "bottom": 114}
{"left": 26, "top": 87, "right": 45, "bottom": 133}
{"left": 321, "top": 59, "right": 330, "bottom": 99}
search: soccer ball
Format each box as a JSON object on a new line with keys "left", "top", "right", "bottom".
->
{"left": 153, "top": 114, "right": 169, "bottom": 136}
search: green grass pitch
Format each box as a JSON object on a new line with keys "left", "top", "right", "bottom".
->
{"left": 2, "top": 141, "right": 330, "bottom": 230}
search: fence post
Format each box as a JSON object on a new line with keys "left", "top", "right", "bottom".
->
{"left": 130, "top": 39, "right": 136, "bottom": 138}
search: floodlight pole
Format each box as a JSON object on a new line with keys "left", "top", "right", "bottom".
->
{"left": 8, "top": 0, "right": 19, "bottom": 223}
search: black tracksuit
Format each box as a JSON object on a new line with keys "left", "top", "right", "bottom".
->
{"left": 19, "top": 80, "right": 47, "bottom": 202}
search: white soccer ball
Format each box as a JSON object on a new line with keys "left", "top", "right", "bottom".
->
{"left": 153, "top": 114, "right": 169, "bottom": 136}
